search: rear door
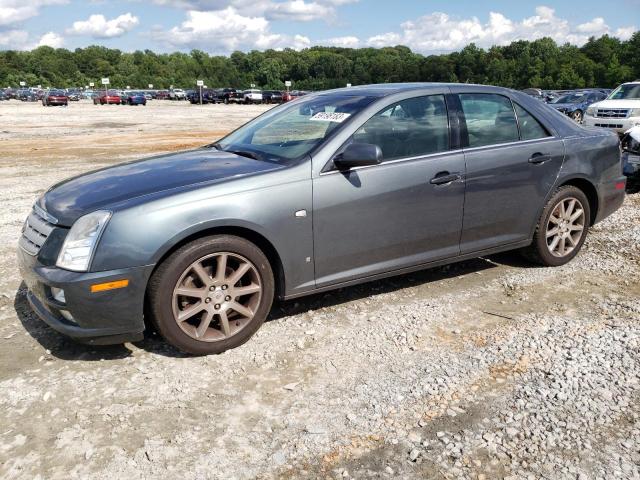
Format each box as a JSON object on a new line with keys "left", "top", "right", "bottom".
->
{"left": 453, "top": 91, "right": 565, "bottom": 254}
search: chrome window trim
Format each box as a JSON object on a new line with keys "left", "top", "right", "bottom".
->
{"left": 461, "top": 136, "right": 558, "bottom": 153}
{"left": 319, "top": 149, "right": 464, "bottom": 176}
{"left": 319, "top": 136, "right": 558, "bottom": 176}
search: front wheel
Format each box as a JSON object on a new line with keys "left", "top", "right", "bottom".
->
{"left": 148, "top": 235, "right": 274, "bottom": 355}
{"left": 521, "top": 186, "right": 590, "bottom": 266}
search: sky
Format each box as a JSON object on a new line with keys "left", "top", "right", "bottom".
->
{"left": 0, "top": 0, "right": 638, "bottom": 55}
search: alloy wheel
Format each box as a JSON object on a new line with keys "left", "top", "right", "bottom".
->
{"left": 571, "top": 111, "right": 583, "bottom": 123}
{"left": 172, "top": 252, "right": 262, "bottom": 342}
{"left": 545, "top": 197, "right": 585, "bottom": 258}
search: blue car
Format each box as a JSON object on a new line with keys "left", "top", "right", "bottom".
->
{"left": 123, "top": 92, "right": 147, "bottom": 106}
{"left": 548, "top": 90, "right": 607, "bottom": 123}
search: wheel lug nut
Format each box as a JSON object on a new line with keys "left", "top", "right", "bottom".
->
{"left": 205, "top": 298, "right": 211, "bottom": 303}
{"left": 209, "top": 286, "right": 215, "bottom": 291}
{"left": 225, "top": 296, "right": 231, "bottom": 301}
{"left": 222, "top": 285, "right": 228, "bottom": 290}
{"left": 214, "top": 304, "right": 220, "bottom": 309}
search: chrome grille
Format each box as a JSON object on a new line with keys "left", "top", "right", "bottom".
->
{"left": 19, "top": 209, "right": 55, "bottom": 255}
{"left": 595, "top": 108, "right": 629, "bottom": 119}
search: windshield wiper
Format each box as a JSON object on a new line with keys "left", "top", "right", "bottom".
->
{"left": 227, "top": 149, "right": 263, "bottom": 160}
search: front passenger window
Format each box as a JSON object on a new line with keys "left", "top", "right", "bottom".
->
{"left": 459, "top": 93, "right": 519, "bottom": 148}
{"left": 351, "top": 95, "right": 449, "bottom": 161}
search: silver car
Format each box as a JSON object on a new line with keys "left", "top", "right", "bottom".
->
{"left": 18, "top": 83, "right": 626, "bottom": 354}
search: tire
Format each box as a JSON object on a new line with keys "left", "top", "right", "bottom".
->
{"left": 570, "top": 110, "right": 583, "bottom": 123}
{"left": 148, "top": 235, "right": 274, "bottom": 355}
{"left": 521, "top": 185, "right": 591, "bottom": 266}
{"left": 224, "top": 97, "right": 228, "bottom": 105}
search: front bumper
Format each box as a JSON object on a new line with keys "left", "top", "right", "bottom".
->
{"left": 18, "top": 247, "right": 153, "bottom": 345}
{"left": 584, "top": 116, "right": 640, "bottom": 134}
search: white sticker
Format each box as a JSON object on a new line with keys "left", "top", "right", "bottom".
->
{"left": 310, "top": 112, "right": 351, "bottom": 123}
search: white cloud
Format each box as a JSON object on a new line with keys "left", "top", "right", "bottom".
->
{"left": 0, "top": 29, "right": 63, "bottom": 49}
{"left": 151, "top": 0, "right": 353, "bottom": 22}
{"left": 0, "top": 0, "right": 67, "bottom": 26}
{"left": 324, "top": 35, "right": 359, "bottom": 48}
{"left": 66, "top": 13, "right": 139, "bottom": 38}
{"left": 37, "top": 31, "right": 64, "bottom": 47}
{"left": 153, "top": 7, "right": 310, "bottom": 52}
{"left": 355, "top": 6, "right": 637, "bottom": 53}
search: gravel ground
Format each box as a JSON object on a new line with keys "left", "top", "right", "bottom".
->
{"left": 0, "top": 101, "right": 638, "bottom": 480}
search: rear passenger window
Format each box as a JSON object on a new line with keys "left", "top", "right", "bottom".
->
{"left": 514, "top": 103, "right": 550, "bottom": 141}
{"left": 459, "top": 94, "right": 519, "bottom": 148}
{"left": 352, "top": 95, "right": 449, "bottom": 161}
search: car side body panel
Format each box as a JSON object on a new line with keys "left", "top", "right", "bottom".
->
{"left": 92, "top": 161, "right": 315, "bottom": 297}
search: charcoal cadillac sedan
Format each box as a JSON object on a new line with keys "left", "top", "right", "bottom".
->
{"left": 18, "top": 83, "right": 626, "bottom": 354}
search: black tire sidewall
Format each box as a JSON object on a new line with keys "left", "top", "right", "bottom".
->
{"left": 149, "top": 235, "right": 274, "bottom": 355}
{"left": 533, "top": 186, "right": 591, "bottom": 267}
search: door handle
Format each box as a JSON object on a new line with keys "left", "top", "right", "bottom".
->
{"left": 430, "top": 172, "right": 461, "bottom": 185}
{"left": 528, "top": 152, "right": 552, "bottom": 164}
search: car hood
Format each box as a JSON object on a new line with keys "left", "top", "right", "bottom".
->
{"left": 39, "top": 148, "right": 283, "bottom": 226}
{"left": 591, "top": 99, "right": 640, "bottom": 109}
{"left": 550, "top": 103, "right": 580, "bottom": 110}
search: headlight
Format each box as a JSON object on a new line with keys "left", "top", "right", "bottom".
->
{"left": 586, "top": 106, "right": 596, "bottom": 116}
{"left": 56, "top": 210, "right": 111, "bottom": 272}
{"left": 629, "top": 108, "right": 640, "bottom": 117}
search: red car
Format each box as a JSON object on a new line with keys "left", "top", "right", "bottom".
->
{"left": 42, "top": 90, "right": 68, "bottom": 106}
{"left": 282, "top": 90, "right": 309, "bottom": 102}
{"left": 94, "top": 90, "right": 122, "bottom": 105}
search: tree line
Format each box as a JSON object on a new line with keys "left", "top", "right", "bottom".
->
{"left": 1, "top": 33, "right": 638, "bottom": 91}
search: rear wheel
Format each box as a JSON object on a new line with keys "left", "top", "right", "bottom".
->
{"left": 521, "top": 186, "right": 590, "bottom": 266}
{"left": 148, "top": 235, "right": 274, "bottom": 355}
{"left": 570, "top": 110, "right": 584, "bottom": 123}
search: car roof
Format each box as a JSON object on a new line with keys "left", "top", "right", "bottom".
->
{"left": 317, "top": 82, "right": 510, "bottom": 97}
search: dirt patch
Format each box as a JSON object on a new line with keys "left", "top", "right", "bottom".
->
{"left": 0, "top": 100, "right": 638, "bottom": 480}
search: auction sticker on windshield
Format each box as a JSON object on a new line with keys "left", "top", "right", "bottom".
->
{"left": 310, "top": 112, "right": 351, "bottom": 123}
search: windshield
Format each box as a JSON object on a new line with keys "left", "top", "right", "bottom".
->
{"left": 216, "top": 94, "right": 376, "bottom": 163}
{"left": 550, "top": 93, "right": 586, "bottom": 104}
{"left": 608, "top": 84, "right": 640, "bottom": 100}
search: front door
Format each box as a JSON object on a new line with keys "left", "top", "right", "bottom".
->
{"left": 312, "top": 94, "right": 466, "bottom": 288}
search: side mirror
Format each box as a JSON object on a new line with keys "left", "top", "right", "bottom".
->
{"left": 333, "top": 143, "right": 383, "bottom": 170}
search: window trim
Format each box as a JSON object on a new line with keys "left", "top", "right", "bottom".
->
{"left": 457, "top": 93, "right": 553, "bottom": 148}
{"left": 512, "top": 101, "right": 552, "bottom": 141}
{"left": 322, "top": 93, "right": 452, "bottom": 173}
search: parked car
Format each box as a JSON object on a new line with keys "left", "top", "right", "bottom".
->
{"left": 94, "top": 90, "right": 122, "bottom": 105}
{"left": 242, "top": 89, "right": 263, "bottom": 104}
{"left": 154, "top": 90, "right": 169, "bottom": 100}
{"left": 0, "top": 90, "right": 8, "bottom": 101}
{"left": 42, "top": 89, "right": 68, "bottom": 106}
{"left": 216, "top": 88, "right": 241, "bottom": 104}
{"left": 169, "top": 88, "right": 186, "bottom": 100}
{"left": 621, "top": 126, "right": 640, "bottom": 193}
{"left": 282, "top": 90, "right": 308, "bottom": 102}
{"left": 262, "top": 90, "right": 283, "bottom": 104}
{"left": 18, "top": 83, "right": 626, "bottom": 355}
{"left": 66, "top": 91, "right": 80, "bottom": 101}
{"left": 583, "top": 81, "right": 640, "bottom": 134}
{"left": 123, "top": 91, "right": 147, "bottom": 106}
{"left": 189, "top": 89, "right": 217, "bottom": 104}
{"left": 18, "top": 89, "right": 38, "bottom": 102}
{"left": 548, "top": 90, "right": 607, "bottom": 123}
